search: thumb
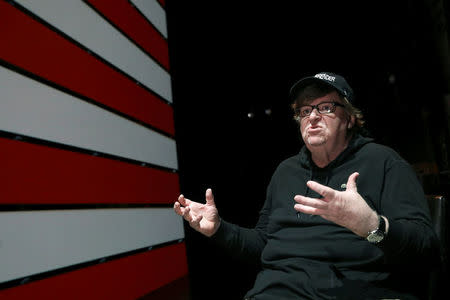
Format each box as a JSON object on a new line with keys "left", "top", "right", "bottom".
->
{"left": 346, "top": 172, "right": 359, "bottom": 192}
{"left": 205, "top": 188, "right": 216, "bottom": 206}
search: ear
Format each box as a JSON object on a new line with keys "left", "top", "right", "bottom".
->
{"left": 348, "top": 115, "right": 356, "bottom": 129}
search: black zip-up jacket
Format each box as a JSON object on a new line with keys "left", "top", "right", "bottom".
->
{"left": 212, "top": 134, "right": 439, "bottom": 299}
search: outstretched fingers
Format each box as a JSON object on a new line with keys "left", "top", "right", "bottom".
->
{"left": 294, "top": 195, "right": 328, "bottom": 209}
{"left": 345, "top": 172, "right": 359, "bottom": 192}
{"left": 205, "top": 188, "right": 216, "bottom": 206}
{"left": 177, "top": 194, "right": 192, "bottom": 207}
{"left": 173, "top": 201, "right": 185, "bottom": 216}
{"left": 181, "top": 206, "right": 194, "bottom": 222}
{"left": 294, "top": 203, "right": 326, "bottom": 215}
{"left": 306, "top": 180, "right": 336, "bottom": 200}
{"left": 173, "top": 195, "right": 194, "bottom": 220}
{"left": 174, "top": 194, "right": 191, "bottom": 217}
{"left": 294, "top": 195, "right": 327, "bottom": 215}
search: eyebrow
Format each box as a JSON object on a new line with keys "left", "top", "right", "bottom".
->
{"left": 301, "top": 99, "right": 337, "bottom": 106}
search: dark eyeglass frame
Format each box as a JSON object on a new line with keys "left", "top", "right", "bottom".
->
{"left": 295, "top": 101, "right": 345, "bottom": 119}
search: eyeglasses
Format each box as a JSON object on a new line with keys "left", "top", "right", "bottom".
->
{"left": 294, "top": 101, "right": 345, "bottom": 119}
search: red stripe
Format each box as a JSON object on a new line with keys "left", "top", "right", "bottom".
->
{"left": 157, "top": 0, "right": 166, "bottom": 8}
{"left": 0, "top": 1, "right": 174, "bottom": 136}
{"left": 0, "top": 138, "right": 179, "bottom": 204}
{"left": 86, "top": 0, "right": 169, "bottom": 70}
{"left": 0, "top": 242, "right": 189, "bottom": 300}
{"left": 140, "top": 275, "right": 190, "bottom": 299}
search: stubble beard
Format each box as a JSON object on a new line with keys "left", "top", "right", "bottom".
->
{"left": 303, "top": 131, "right": 327, "bottom": 147}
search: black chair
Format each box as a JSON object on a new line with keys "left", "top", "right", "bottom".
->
{"left": 426, "top": 195, "right": 449, "bottom": 300}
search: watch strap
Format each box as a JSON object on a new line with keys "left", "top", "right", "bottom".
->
{"left": 366, "top": 215, "right": 386, "bottom": 244}
{"left": 378, "top": 215, "right": 386, "bottom": 233}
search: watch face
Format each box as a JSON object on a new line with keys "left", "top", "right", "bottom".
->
{"left": 367, "top": 231, "right": 384, "bottom": 243}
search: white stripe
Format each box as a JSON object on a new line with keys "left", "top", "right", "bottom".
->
{"left": 0, "top": 66, "right": 178, "bottom": 170}
{"left": 0, "top": 208, "right": 184, "bottom": 283}
{"left": 131, "top": 0, "right": 168, "bottom": 38}
{"left": 15, "top": 0, "right": 172, "bottom": 102}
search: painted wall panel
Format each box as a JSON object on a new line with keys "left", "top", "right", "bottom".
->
{"left": 0, "top": 0, "right": 185, "bottom": 295}
{"left": 0, "top": 137, "right": 179, "bottom": 204}
{"left": 0, "top": 66, "right": 178, "bottom": 170}
{"left": 14, "top": 0, "right": 172, "bottom": 102}
{"left": 86, "top": 0, "right": 169, "bottom": 70}
{"left": 0, "top": 0, "right": 174, "bottom": 135}
{"left": 0, "top": 243, "right": 188, "bottom": 300}
{"left": 157, "top": 0, "right": 166, "bottom": 8}
{"left": 0, "top": 208, "right": 183, "bottom": 283}
{"left": 131, "top": 0, "right": 168, "bottom": 38}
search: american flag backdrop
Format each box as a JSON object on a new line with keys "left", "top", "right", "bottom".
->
{"left": 0, "top": 0, "right": 188, "bottom": 298}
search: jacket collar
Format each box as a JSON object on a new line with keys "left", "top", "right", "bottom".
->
{"left": 299, "top": 134, "right": 373, "bottom": 170}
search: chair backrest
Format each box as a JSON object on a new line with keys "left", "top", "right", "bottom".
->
{"left": 427, "top": 195, "right": 447, "bottom": 242}
{"left": 426, "top": 195, "right": 448, "bottom": 300}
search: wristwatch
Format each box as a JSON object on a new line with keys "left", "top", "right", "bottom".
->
{"left": 366, "top": 215, "right": 386, "bottom": 244}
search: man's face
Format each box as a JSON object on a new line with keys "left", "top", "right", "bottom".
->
{"left": 299, "top": 91, "right": 352, "bottom": 149}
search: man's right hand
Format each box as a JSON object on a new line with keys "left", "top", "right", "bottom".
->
{"left": 173, "top": 188, "right": 221, "bottom": 237}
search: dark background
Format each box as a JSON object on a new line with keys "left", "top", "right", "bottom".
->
{"left": 166, "top": 1, "right": 450, "bottom": 299}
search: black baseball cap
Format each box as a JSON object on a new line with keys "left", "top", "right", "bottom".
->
{"left": 289, "top": 72, "right": 354, "bottom": 103}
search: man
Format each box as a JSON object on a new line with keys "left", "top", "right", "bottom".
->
{"left": 174, "top": 72, "right": 439, "bottom": 299}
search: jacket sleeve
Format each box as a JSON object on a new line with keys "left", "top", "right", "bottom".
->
{"left": 379, "top": 159, "right": 440, "bottom": 265}
{"left": 209, "top": 183, "right": 273, "bottom": 266}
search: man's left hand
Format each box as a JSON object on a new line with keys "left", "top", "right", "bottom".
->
{"left": 294, "top": 172, "right": 379, "bottom": 237}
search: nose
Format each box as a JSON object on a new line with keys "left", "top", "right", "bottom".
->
{"left": 309, "top": 108, "right": 321, "bottom": 120}
{"left": 307, "top": 108, "right": 322, "bottom": 125}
